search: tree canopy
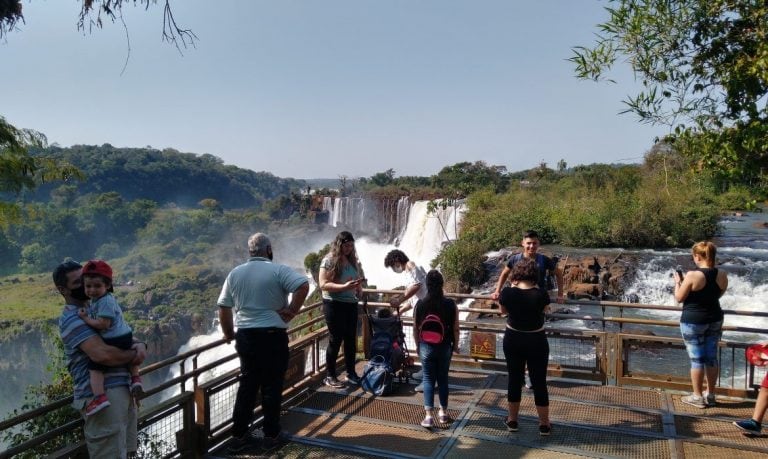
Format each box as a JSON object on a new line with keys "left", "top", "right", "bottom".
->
{"left": 22, "top": 144, "right": 304, "bottom": 208}
{"left": 571, "top": 0, "right": 768, "bottom": 189}
{"left": 1, "top": 0, "right": 195, "bottom": 51}
{"left": 0, "top": 117, "right": 81, "bottom": 227}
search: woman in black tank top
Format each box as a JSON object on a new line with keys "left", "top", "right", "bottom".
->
{"left": 673, "top": 241, "right": 728, "bottom": 408}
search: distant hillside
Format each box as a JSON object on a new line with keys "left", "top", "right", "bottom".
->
{"left": 305, "top": 178, "right": 341, "bottom": 190}
{"left": 24, "top": 144, "right": 305, "bottom": 208}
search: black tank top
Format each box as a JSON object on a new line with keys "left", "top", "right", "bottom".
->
{"left": 681, "top": 268, "right": 724, "bottom": 324}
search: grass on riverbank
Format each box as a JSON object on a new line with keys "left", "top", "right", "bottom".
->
{"left": 0, "top": 273, "right": 61, "bottom": 322}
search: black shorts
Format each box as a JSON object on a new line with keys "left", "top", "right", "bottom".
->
{"left": 88, "top": 332, "right": 133, "bottom": 372}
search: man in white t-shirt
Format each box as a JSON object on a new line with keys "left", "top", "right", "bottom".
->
{"left": 384, "top": 249, "right": 429, "bottom": 390}
{"left": 384, "top": 249, "right": 427, "bottom": 309}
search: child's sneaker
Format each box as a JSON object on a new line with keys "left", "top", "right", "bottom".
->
{"left": 130, "top": 376, "right": 144, "bottom": 394}
{"left": 85, "top": 393, "right": 111, "bottom": 416}
{"left": 733, "top": 419, "right": 762, "bottom": 435}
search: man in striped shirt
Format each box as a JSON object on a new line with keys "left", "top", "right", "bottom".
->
{"left": 55, "top": 260, "right": 147, "bottom": 459}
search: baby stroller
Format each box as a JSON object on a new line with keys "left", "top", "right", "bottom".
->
{"left": 361, "top": 306, "right": 412, "bottom": 395}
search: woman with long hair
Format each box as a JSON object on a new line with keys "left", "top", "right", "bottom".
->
{"left": 674, "top": 241, "right": 728, "bottom": 408}
{"left": 319, "top": 231, "right": 366, "bottom": 388}
{"left": 499, "top": 258, "right": 552, "bottom": 436}
{"left": 413, "top": 270, "right": 459, "bottom": 428}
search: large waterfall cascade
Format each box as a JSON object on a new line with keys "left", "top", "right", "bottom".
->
{"left": 170, "top": 204, "right": 768, "bottom": 396}
{"left": 167, "top": 198, "right": 467, "bottom": 390}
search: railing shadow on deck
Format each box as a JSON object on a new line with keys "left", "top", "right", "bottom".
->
{"left": 1, "top": 290, "right": 767, "bottom": 458}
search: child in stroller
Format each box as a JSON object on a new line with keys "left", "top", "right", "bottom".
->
{"left": 365, "top": 307, "right": 412, "bottom": 389}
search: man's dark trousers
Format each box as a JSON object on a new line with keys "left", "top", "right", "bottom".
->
{"left": 231, "top": 327, "right": 289, "bottom": 438}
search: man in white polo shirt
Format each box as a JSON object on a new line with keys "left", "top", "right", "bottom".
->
{"left": 218, "top": 233, "right": 309, "bottom": 453}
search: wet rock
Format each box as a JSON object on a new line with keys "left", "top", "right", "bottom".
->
{"left": 546, "top": 308, "right": 576, "bottom": 322}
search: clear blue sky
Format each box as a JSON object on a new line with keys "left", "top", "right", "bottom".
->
{"left": 2, "top": 1, "right": 666, "bottom": 179}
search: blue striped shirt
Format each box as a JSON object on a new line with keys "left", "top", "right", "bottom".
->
{"left": 59, "top": 304, "right": 130, "bottom": 403}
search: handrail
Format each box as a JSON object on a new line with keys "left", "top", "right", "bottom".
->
{"left": 364, "top": 288, "right": 768, "bottom": 319}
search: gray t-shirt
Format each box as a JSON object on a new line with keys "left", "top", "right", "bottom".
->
{"left": 320, "top": 256, "right": 361, "bottom": 303}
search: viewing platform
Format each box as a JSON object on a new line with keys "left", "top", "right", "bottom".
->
{"left": 2, "top": 292, "right": 768, "bottom": 458}
{"left": 204, "top": 364, "right": 768, "bottom": 459}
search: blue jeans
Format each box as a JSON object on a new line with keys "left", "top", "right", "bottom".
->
{"left": 419, "top": 342, "right": 452, "bottom": 410}
{"left": 680, "top": 320, "right": 723, "bottom": 369}
{"left": 232, "top": 328, "right": 289, "bottom": 438}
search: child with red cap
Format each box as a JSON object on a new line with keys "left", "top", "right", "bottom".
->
{"left": 78, "top": 259, "right": 143, "bottom": 416}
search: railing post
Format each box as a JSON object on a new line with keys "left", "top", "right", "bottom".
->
{"left": 179, "top": 360, "right": 186, "bottom": 394}
{"left": 361, "top": 312, "right": 370, "bottom": 359}
{"left": 178, "top": 393, "right": 201, "bottom": 458}
{"left": 193, "top": 384, "right": 211, "bottom": 456}
{"left": 193, "top": 355, "right": 199, "bottom": 393}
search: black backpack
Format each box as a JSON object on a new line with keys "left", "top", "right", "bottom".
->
{"left": 511, "top": 252, "right": 556, "bottom": 290}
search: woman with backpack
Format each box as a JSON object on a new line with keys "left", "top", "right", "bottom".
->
{"left": 413, "top": 270, "right": 459, "bottom": 428}
{"left": 498, "top": 258, "right": 553, "bottom": 436}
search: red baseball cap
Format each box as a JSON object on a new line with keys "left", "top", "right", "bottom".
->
{"left": 82, "top": 260, "right": 113, "bottom": 282}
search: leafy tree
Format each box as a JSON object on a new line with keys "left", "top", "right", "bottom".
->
{"left": 370, "top": 168, "right": 396, "bottom": 187}
{"left": 19, "top": 242, "right": 55, "bottom": 274}
{"left": 1, "top": 0, "right": 195, "bottom": 52}
{"left": 199, "top": 198, "right": 223, "bottom": 214}
{"left": 432, "top": 161, "right": 509, "bottom": 195}
{"left": 571, "top": 0, "right": 768, "bottom": 188}
{"left": 25, "top": 144, "right": 301, "bottom": 208}
{"left": 0, "top": 117, "right": 82, "bottom": 226}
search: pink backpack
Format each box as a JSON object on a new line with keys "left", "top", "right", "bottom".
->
{"left": 419, "top": 313, "right": 445, "bottom": 344}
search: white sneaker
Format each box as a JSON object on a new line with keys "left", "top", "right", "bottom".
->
{"left": 681, "top": 394, "right": 706, "bottom": 408}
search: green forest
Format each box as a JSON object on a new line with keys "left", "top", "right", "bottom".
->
{"left": 1, "top": 0, "right": 766, "bottom": 340}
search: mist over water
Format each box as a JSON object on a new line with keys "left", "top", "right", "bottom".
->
{"left": 163, "top": 200, "right": 467, "bottom": 398}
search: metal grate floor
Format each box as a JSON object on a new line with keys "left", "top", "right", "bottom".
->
{"left": 210, "top": 367, "right": 768, "bottom": 458}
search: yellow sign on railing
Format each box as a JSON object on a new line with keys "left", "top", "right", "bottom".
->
{"left": 469, "top": 331, "right": 496, "bottom": 359}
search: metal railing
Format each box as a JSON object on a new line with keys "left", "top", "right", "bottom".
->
{"left": 2, "top": 290, "right": 767, "bottom": 458}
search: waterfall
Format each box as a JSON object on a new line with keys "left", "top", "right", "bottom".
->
{"left": 166, "top": 198, "right": 467, "bottom": 385}
{"left": 394, "top": 196, "right": 411, "bottom": 243}
{"left": 331, "top": 197, "right": 343, "bottom": 227}
{"left": 624, "top": 249, "right": 768, "bottom": 340}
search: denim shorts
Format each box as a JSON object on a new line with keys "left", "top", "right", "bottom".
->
{"left": 680, "top": 321, "right": 723, "bottom": 369}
